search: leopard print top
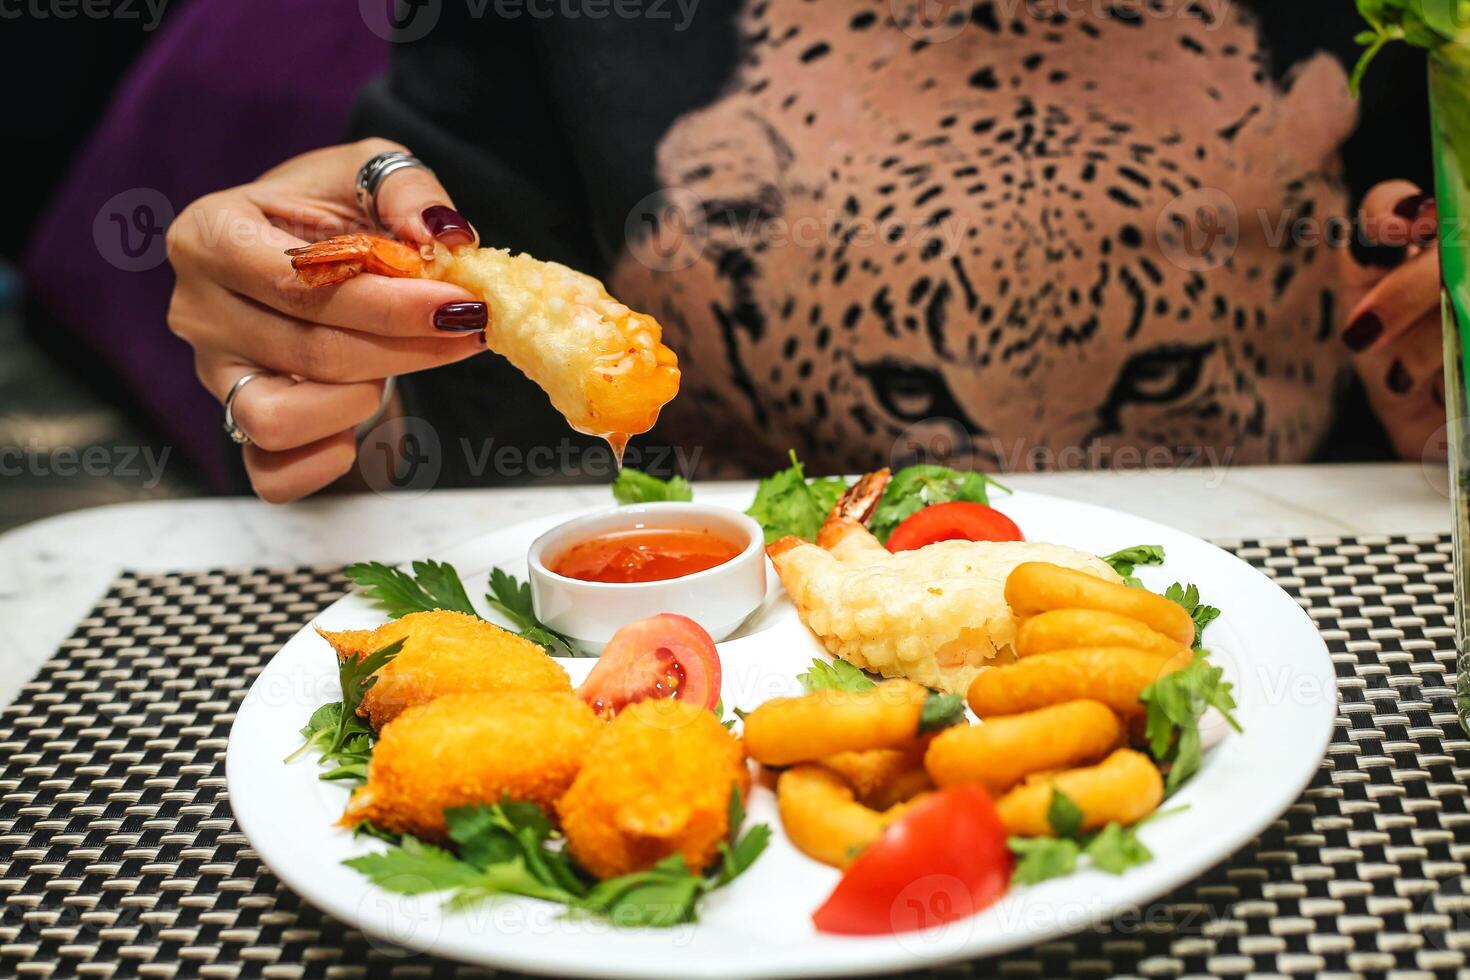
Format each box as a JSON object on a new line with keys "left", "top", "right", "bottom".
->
{"left": 607, "top": 0, "right": 1360, "bottom": 474}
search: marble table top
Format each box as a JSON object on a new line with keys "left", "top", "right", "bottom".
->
{"left": 0, "top": 462, "right": 1453, "bottom": 708}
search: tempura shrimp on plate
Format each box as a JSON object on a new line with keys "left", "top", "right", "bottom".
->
{"left": 286, "top": 234, "right": 681, "bottom": 455}
{"left": 767, "top": 470, "right": 1121, "bottom": 695}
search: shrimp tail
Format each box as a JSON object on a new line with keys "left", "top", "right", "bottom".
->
{"left": 816, "top": 468, "right": 891, "bottom": 554}
{"left": 287, "top": 234, "right": 427, "bottom": 286}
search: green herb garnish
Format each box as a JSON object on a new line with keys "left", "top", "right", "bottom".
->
{"left": 1139, "top": 650, "right": 1241, "bottom": 794}
{"left": 344, "top": 560, "right": 477, "bottom": 618}
{"left": 1008, "top": 788, "right": 1156, "bottom": 884}
{"left": 346, "top": 786, "right": 769, "bottom": 927}
{"left": 917, "top": 692, "right": 967, "bottom": 734}
{"left": 1103, "top": 544, "right": 1166, "bottom": 589}
{"left": 345, "top": 560, "right": 576, "bottom": 656}
{"left": 485, "top": 567, "right": 579, "bottom": 656}
{"left": 612, "top": 468, "right": 693, "bottom": 505}
{"left": 867, "top": 465, "right": 1009, "bottom": 544}
{"left": 1163, "top": 582, "right": 1221, "bottom": 650}
{"left": 797, "top": 658, "right": 878, "bottom": 694}
{"left": 745, "top": 450, "right": 850, "bottom": 543}
{"left": 284, "top": 637, "right": 403, "bottom": 784}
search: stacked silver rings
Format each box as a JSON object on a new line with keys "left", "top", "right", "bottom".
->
{"left": 354, "top": 150, "right": 434, "bottom": 230}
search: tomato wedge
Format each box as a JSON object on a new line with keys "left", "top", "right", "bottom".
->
{"left": 812, "top": 785, "right": 1012, "bottom": 936}
{"left": 886, "top": 502, "right": 1024, "bottom": 552}
{"left": 577, "top": 613, "right": 722, "bottom": 718}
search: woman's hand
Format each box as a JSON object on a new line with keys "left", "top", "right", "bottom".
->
{"left": 1340, "top": 179, "right": 1446, "bottom": 461}
{"left": 167, "top": 139, "right": 485, "bottom": 502}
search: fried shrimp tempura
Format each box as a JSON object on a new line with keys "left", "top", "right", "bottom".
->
{"left": 288, "top": 235, "right": 680, "bottom": 452}
{"left": 557, "top": 699, "right": 749, "bottom": 880}
{"left": 767, "top": 473, "right": 1121, "bottom": 694}
{"left": 341, "top": 692, "right": 600, "bottom": 839}
{"left": 318, "top": 610, "right": 571, "bottom": 729}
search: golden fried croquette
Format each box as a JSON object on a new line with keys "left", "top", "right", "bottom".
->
{"left": 1004, "top": 563, "right": 1196, "bottom": 649}
{"left": 994, "top": 748, "right": 1164, "bottom": 836}
{"left": 557, "top": 699, "right": 749, "bottom": 880}
{"left": 776, "top": 765, "right": 923, "bottom": 869}
{"left": 1015, "top": 609, "right": 1185, "bottom": 659}
{"left": 966, "top": 647, "right": 1191, "bottom": 718}
{"left": 925, "top": 700, "right": 1122, "bottom": 793}
{"left": 318, "top": 610, "right": 571, "bottom": 728}
{"left": 819, "top": 745, "right": 933, "bottom": 810}
{"left": 742, "top": 679, "right": 930, "bottom": 766}
{"left": 341, "top": 691, "right": 600, "bottom": 839}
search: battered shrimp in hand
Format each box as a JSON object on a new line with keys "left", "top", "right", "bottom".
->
{"left": 288, "top": 234, "right": 681, "bottom": 456}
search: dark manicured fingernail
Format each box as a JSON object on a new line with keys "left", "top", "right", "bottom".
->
{"left": 1387, "top": 359, "right": 1413, "bottom": 395}
{"left": 433, "top": 301, "right": 488, "bottom": 331}
{"left": 1393, "top": 192, "right": 1435, "bottom": 221}
{"left": 422, "top": 205, "right": 476, "bottom": 247}
{"left": 1342, "top": 311, "right": 1384, "bottom": 352}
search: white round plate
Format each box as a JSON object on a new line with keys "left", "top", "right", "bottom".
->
{"left": 226, "top": 487, "right": 1335, "bottom": 979}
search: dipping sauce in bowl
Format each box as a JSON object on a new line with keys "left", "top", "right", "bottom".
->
{"left": 527, "top": 502, "right": 768, "bottom": 651}
{"left": 551, "top": 528, "right": 745, "bottom": 584}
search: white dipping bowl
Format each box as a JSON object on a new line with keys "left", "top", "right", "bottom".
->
{"left": 528, "top": 502, "right": 767, "bottom": 652}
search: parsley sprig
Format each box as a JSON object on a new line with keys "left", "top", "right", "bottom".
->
{"left": 1103, "top": 544, "right": 1166, "bottom": 589}
{"left": 344, "top": 560, "right": 578, "bottom": 656}
{"left": 346, "top": 787, "right": 770, "bottom": 927}
{"left": 1008, "top": 788, "right": 1163, "bottom": 885}
{"left": 1164, "top": 582, "right": 1221, "bottom": 651}
{"left": 1140, "top": 651, "right": 1242, "bottom": 794}
{"left": 284, "top": 637, "right": 403, "bottom": 783}
{"left": 796, "top": 658, "right": 877, "bottom": 694}
{"left": 745, "top": 452, "right": 1010, "bottom": 545}
{"left": 611, "top": 468, "right": 693, "bottom": 504}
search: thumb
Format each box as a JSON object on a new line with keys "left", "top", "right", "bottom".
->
{"left": 369, "top": 150, "right": 479, "bottom": 249}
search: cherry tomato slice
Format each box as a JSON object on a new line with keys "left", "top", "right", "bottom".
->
{"left": 577, "top": 613, "right": 722, "bottom": 718}
{"left": 812, "top": 785, "right": 1013, "bottom": 936}
{"left": 886, "top": 502, "right": 1024, "bottom": 552}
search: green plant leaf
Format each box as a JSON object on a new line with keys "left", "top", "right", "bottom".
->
{"left": 612, "top": 468, "right": 694, "bottom": 504}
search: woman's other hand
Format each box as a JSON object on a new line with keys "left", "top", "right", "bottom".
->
{"left": 1340, "top": 179, "right": 1446, "bottom": 461}
{"left": 166, "top": 139, "right": 484, "bottom": 502}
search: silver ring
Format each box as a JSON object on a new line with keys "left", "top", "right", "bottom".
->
{"left": 355, "top": 151, "right": 433, "bottom": 230}
{"left": 223, "top": 371, "right": 269, "bottom": 446}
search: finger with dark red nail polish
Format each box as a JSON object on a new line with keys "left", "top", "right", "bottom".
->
{"left": 423, "top": 205, "right": 477, "bottom": 248}
{"left": 1387, "top": 359, "right": 1413, "bottom": 395}
{"left": 1343, "top": 311, "right": 1384, "bottom": 352}
{"left": 433, "top": 301, "right": 488, "bottom": 331}
{"left": 1393, "top": 193, "right": 1435, "bottom": 221}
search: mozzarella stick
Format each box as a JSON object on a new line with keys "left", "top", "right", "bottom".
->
{"left": 925, "top": 700, "right": 1122, "bottom": 792}
{"left": 1015, "top": 609, "right": 1185, "bottom": 659}
{"left": 967, "top": 648, "right": 1191, "bottom": 718}
{"left": 1005, "top": 563, "right": 1196, "bottom": 648}
{"left": 996, "top": 748, "right": 1164, "bottom": 836}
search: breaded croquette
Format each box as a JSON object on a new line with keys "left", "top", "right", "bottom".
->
{"left": 558, "top": 699, "right": 749, "bottom": 880}
{"left": 318, "top": 610, "right": 571, "bottom": 728}
{"left": 342, "top": 691, "right": 600, "bottom": 839}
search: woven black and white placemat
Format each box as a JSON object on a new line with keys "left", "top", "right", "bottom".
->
{"left": 1, "top": 536, "right": 1466, "bottom": 979}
